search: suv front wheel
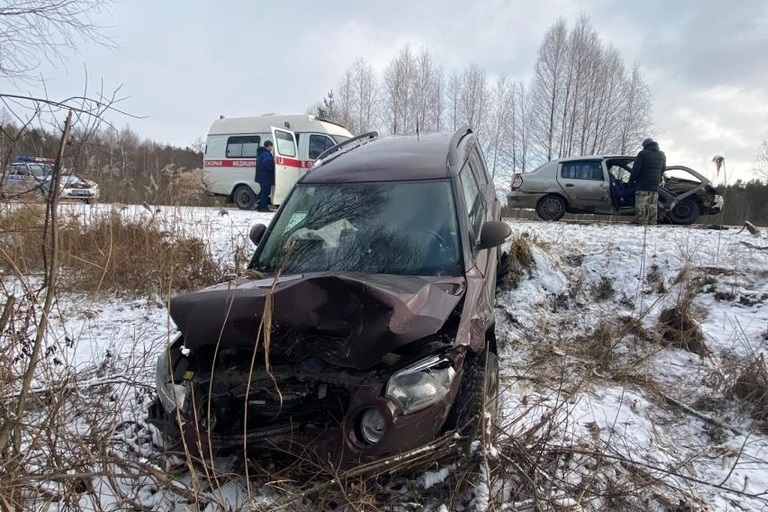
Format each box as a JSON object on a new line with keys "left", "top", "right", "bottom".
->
{"left": 443, "top": 349, "right": 499, "bottom": 439}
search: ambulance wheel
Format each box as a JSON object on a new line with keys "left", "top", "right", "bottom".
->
{"left": 233, "top": 185, "right": 256, "bottom": 210}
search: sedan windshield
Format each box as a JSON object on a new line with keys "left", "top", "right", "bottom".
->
{"left": 256, "top": 180, "right": 462, "bottom": 276}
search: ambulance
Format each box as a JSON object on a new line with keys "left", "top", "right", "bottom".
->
{"left": 203, "top": 114, "right": 353, "bottom": 209}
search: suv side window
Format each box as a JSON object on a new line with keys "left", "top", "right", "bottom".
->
{"left": 226, "top": 135, "right": 260, "bottom": 158}
{"left": 309, "top": 134, "right": 336, "bottom": 160}
{"left": 560, "top": 161, "right": 604, "bottom": 181}
{"left": 459, "top": 166, "right": 485, "bottom": 247}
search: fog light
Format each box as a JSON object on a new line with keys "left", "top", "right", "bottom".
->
{"left": 359, "top": 408, "right": 386, "bottom": 444}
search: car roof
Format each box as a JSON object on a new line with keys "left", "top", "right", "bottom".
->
{"left": 300, "top": 131, "right": 462, "bottom": 184}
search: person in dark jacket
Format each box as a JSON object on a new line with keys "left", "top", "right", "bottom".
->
{"left": 629, "top": 138, "right": 666, "bottom": 225}
{"left": 254, "top": 140, "right": 275, "bottom": 212}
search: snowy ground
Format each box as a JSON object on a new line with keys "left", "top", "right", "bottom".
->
{"left": 9, "top": 204, "right": 768, "bottom": 511}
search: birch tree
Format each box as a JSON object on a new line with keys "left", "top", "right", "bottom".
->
{"left": 381, "top": 45, "right": 416, "bottom": 134}
{"left": 351, "top": 58, "right": 377, "bottom": 133}
{"left": 530, "top": 19, "right": 568, "bottom": 161}
{"left": 458, "top": 63, "right": 488, "bottom": 135}
{"left": 529, "top": 16, "right": 652, "bottom": 162}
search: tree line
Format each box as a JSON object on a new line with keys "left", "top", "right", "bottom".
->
{"left": 310, "top": 15, "right": 653, "bottom": 186}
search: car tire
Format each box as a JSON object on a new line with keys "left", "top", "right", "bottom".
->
{"left": 443, "top": 349, "right": 499, "bottom": 439}
{"left": 233, "top": 185, "right": 256, "bottom": 210}
{"left": 536, "top": 195, "right": 567, "bottom": 221}
{"left": 667, "top": 198, "right": 700, "bottom": 225}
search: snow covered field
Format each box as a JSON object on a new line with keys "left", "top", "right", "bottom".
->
{"left": 6, "top": 204, "right": 768, "bottom": 511}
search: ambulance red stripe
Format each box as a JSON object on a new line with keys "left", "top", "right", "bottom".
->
{"left": 204, "top": 158, "right": 313, "bottom": 169}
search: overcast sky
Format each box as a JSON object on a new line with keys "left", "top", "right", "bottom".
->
{"left": 2, "top": 0, "right": 767, "bottom": 182}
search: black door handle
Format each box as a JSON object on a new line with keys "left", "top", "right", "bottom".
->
{"left": 565, "top": 184, "right": 574, "bottom": 187}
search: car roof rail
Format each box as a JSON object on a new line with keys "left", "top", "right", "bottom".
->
{"left": 447, "top": 126, "right": 473, "bottom": 166}
{"left": 311, "top": 131, "right": 379, "bottom": 169}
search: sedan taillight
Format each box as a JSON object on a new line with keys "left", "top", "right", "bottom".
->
{"left": 511, "top": 173, "right": 524, "bottom": 190}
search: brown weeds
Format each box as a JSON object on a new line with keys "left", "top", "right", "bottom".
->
{"left": 731, "top": 354, "right": 768, "bottom": 424}
{"left": 0, "top": 205, "right": 221, "bottom": 294}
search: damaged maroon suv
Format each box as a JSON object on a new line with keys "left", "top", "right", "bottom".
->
{"left": 149, "top": 127, "right": 511, "bottom": 468}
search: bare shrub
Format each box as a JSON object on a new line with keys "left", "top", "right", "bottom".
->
{"left": 645, "top": 263, "right": 666, "bottom": 293}
{"left": 591, "top": 276, "right": 615, "bottom": 302}
{"left": 574, "top": 320, "right": 616, "bottom": 371}
{"left": 165, "top": 165, "right": 211, "bottom": 205}
{"left": 93, "top": 164, "right": 217, "bottom": 207}
{"left": 657, "top": 306, "right": 708, "bottom": 356}
{"left": 730, "top": 354, "right": 768, "bottom": 424}
{"left": 655, "top": 272, "right": 709, "bottom": 357}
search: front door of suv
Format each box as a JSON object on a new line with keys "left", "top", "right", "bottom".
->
{"left": 557, "top": 159, "right": 611, "bottom": 213}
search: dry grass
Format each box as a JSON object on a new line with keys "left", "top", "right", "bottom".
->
{"left": 730, "top": 354, "right": 768, "bottom": 424}
{"left": 0, "top": 203, "right": 222, "bottom": 294}
{"left": 591, "top": 276, "right": 615, "bottom": 302}
{"left": 95, "top": 165, "right": 214, "bottom": 206}
{"left": 656, "top": 306, "right": 708, "bottom": 356}
{"left": 653, "top": 268, "right": 710, "bottom": 357}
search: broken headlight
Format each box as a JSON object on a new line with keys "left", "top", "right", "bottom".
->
{"left": 155, "top": 353, "right": 189, "bottom": 415}
{"left": 385, "top": 355, "right": 456, "bottom": 415}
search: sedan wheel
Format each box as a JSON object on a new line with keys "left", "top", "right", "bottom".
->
{"left": 668, "top": 198, "right": 700, "bottom": 225}
{"left": 536, "top": 195, "right": 567, "bottom": 221}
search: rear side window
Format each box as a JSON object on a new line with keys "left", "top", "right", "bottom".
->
{"left": 226, "top": 136, "right": 260, "bottom": 158}
{"left": 309, "top": 134, "right": 336, "bottom": 160}
{"left": 275, "top": 130, "right": 297, "bottom": 157}
{"left": 560, "top": 161, "right": 604, "bottom": 181}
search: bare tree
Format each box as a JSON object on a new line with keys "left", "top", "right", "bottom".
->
{"left": 529, "top": 16, "right": 652, "bottom": 162}
{"left": 351, "top": 58, "right": 377, "bottom": 134}
{"left": 410, "top": 47, "right": 443, "bottom": 133}
{"left": 514, "top": 80, "right": 531, "bottom": 173}
{"left": 530, "top": 19, "right": 568, "bottom": 161}
{"left": 458, "top": 63, "right": 488, "bottom": 134}
{"left": 618, "top": 64, "right": 652, "bottom": 154}
{"left": 445, "top": 70, "right": 461, "bottom": 131}
{"left": 0, "top": 0, "right": 112, "bottom": 80}
{"left": 430, "top": 65, "right": 444, "bottom": 131}
{"left": 333, "top": 69, "right": 355, "bottom": 132}
{"left": 484, "top": 76, "right": 516, "bottom": 179}
{"left": 757, "top": 139, "right": 768, "bottom": 181}
{"left": 381, "top": 45, "right": 416, "bottom": 134}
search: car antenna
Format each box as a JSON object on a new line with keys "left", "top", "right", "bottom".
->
{"left": 416, "top": 120, "right": 420, "bottom": 141}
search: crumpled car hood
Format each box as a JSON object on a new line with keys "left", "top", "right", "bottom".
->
{"left": 170, "top": 272, "right": 466, "bottom": 370}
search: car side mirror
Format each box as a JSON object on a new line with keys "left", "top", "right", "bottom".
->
{"left": 249, "top": 223, "right": 267, "bottom": 245}
{"left": 478, "top": 221, "right": 511, "bottom": 250}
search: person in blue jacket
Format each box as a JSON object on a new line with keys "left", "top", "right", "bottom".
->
{"left": 254, "top": 140, "right": 275, "bottom": 212}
